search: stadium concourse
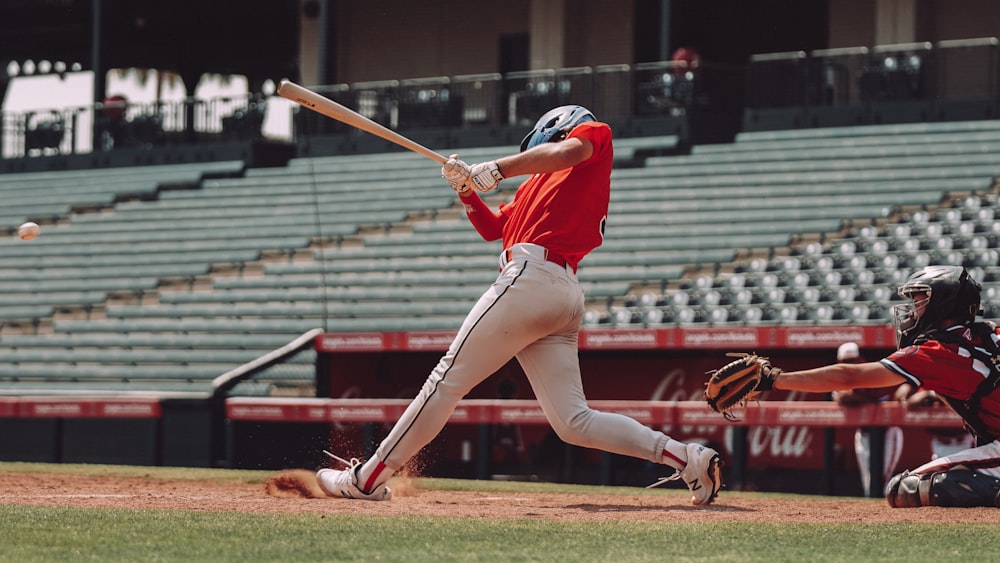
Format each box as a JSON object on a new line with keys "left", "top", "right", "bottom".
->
{"left": 0, "top": 119, "right": 999, "bottom": 487}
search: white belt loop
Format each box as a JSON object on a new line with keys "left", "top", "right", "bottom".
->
{"left": 500, "top": 243, "right": 543, "bottom": 267}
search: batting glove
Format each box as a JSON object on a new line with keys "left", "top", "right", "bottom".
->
{"left": 442, "top": 154, "right": 472, "bottom": 194}
{"left": 469, "top": 161, "right": 504, "bottom": 193}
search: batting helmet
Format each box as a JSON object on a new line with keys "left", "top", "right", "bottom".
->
{"left": 519, "top": 105, "right": 596, "bottom": 152}
{"left": 893, "top": 265, "right": 982, "bottom": 348}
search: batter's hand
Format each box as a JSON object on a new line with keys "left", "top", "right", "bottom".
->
{"left": 442, "top": 154, "right": 472, "bottom": 194}
{"left": 469, "top": 161, "right": 504, "bottom": 193}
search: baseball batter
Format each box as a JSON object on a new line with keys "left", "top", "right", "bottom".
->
{"left": 317, "top": 105, "right": 723, "bottom": 505}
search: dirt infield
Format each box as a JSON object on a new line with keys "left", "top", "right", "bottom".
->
{"left": 0, "top": 469, "right": 995, "bottom": 523}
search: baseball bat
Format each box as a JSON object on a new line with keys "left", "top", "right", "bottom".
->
{"left": 276, "top": 79, "right": 448, "bottom": 164}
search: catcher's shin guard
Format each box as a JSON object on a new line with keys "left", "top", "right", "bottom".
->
{"left": 886, "top": 469, "right": 1000, "bottom": 508}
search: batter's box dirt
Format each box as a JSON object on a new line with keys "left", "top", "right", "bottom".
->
{"left": 0, "top": 470, "right": 995, "bottom": 523}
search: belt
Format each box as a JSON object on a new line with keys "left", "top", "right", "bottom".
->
{"left": 504, "top": 249, "right": 569, "bottom": 269}
{"left": 500, "top": 244, "right": 574, "bottom": 273}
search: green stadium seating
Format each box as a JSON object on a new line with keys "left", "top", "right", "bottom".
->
{"left": 3, "top": 122, "right": 1000, "bottom": 394}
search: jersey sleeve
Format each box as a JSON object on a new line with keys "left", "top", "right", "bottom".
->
{"left": 880, "top": 341, "right": 969, "bottom": 396}
{"left": 567, "top": 121, "right": 612, "bottom": 166}
{"left": 459, "top": 191, "right": 505, "bottom": 241}
{"left": 880, "top": 357, "right": 922, "bottom": 388}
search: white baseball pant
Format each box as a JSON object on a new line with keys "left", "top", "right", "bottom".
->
{"left": 855, "top": 426, "right": 904, "bottom": 496}
{"left": 371, "top": 243, "right": 671, "bottom": 472}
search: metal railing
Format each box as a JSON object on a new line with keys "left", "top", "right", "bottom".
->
{"left": 0, "top": 59, "right": 754, "bottom": 161}
{"left": 2, "top": 92, "right": 268, "bottom": 159}
{"left": 290, "top": 60, "right": 741, "bottom": 140}
{"left": 3, "top": 59, "right": 741, "bottom": 160}
{"left": 6, "top": 38, "right": 999, "bottom": 160}
{"left": 745, "top": 37, "right": 1000, "bottom": 111}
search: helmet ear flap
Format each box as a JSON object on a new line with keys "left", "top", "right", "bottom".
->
{"left": 957, "top": 269, "right": 983, "bottom": 321}
{"left": 519, "top": 131, "right": 534, "bottom": 152}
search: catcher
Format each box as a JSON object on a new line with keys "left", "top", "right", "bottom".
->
{"left": 705, "top": 265, "right": 1000, "bottom": 508}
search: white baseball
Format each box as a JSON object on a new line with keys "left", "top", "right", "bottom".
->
{"left": 18, "top": 222, "right": 40, "bottom": 241}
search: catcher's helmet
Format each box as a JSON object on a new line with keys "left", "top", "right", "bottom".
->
{"left": 519, "top": 105, "right": 596, "bottom": 152}
{"left": 893, "top": 265, "right": 982, "bottom": 348}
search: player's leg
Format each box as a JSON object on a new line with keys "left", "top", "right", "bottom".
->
{"left": 318, "top": 262, "right": 572, "bottom": 498}
{"left": 518, "top": 333, "right": 671, "bottom": 459}
{"left": 882, "top": 426, "right": 905, "bottom": 485}
{"left": 930, "top": 431, "right": 976, "bottom": 460}
{"left": 855, "top": 430, "right": 872, "bottom": 496}
{"left": 885, "top": 439, "right": 1000, "bottom": 507}
{"left": 515, "top": 296, "right": 721, "bottom": 504}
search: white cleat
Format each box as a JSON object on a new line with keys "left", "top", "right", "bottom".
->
{"left": 648, "top": 443, "right": 723, "bottom": 506}
{"left": 316, "top": 452, "right": 392, "bottom": 501}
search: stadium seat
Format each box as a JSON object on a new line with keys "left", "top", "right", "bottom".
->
{"left": 8, "top": 118, "right": 1000, "bottom": 393}
{"left": 741, "top": 305, "right": 766, "bottom": 325}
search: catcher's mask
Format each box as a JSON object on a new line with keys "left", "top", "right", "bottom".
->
{"left": 520, "top": 105, "right": 596, "bottom": 152}
{"left": 893, "top": 265, "right": 982, "bottom": 348}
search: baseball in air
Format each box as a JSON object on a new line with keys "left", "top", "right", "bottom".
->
{"left": 18, "top": 222, "right": 40, "bottom": 241}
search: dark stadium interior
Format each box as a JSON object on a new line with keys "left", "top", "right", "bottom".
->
{"left": 656, "top": 0, "right": 830, "bottom": 64}
{"left": 0, "top": 0, "right": 300, "bottom": 96}
{"left": 2, "top": 0, "right": 830, "bottom": 98}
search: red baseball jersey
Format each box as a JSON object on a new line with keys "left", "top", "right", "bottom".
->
{"left": 881, "top": 323, "right": 1000, "bottom": 439}
{"left": 461, "top": 121, "right": 612, "bottom": 271}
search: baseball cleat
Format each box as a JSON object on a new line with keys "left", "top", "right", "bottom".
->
{"left": 316, "top": 453, "right": 392, "bottom": 501}
{"left": 679, "top": 443, "right": 723, "bottom": 505}
{"left": 647, "top": 443, "right": 723, "bottom": 506}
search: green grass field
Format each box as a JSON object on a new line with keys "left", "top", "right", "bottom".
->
{"left": 0, "top": 463, "right": 996, "bottom": 562}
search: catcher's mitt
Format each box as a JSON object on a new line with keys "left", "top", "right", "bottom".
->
{"left": 704, "top": 353, "right": 780, "bottom": 420}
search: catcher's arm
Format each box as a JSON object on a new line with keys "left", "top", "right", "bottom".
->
{"left": 771, "top": 361, "right": 904, "bottom": 392}
{"left": 706, "top": 357, "right": 906, "bottom": 420}
{"left": 704, "top": 353, "right": 782, "bottom": 420}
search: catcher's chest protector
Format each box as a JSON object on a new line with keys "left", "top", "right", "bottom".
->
{"left": 917, "top": 322, "right": 1000, "bottom": 445}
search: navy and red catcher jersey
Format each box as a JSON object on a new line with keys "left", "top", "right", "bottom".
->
{"left": 882, "top": 323, "right": 1000, "bottom": 440}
